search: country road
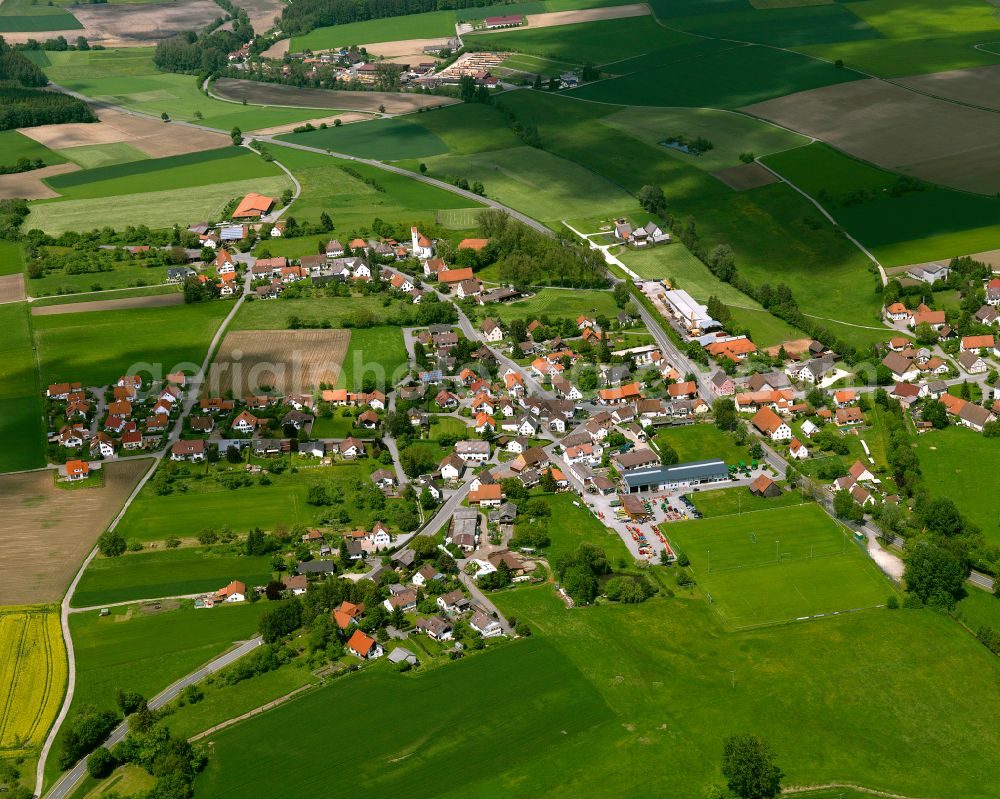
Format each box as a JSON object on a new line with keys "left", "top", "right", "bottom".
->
{"left": 44, "top": 637, "right": 262, "bottom": 799}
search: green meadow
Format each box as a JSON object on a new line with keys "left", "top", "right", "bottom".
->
{"left": 193, "top": 583, "right": 1000, "bottom": 799}
{"left": 653, "top": 423, "right": 748, "bottom": 466}
{"left": 114, "top": 460, "right": 386, "bottom": 542}
{"left": 0, "top": 302, "right": 45, "bottom": 472}
{"left": 58, "top": 142, "right": 151, "bottom": 170}
{"left": 690, "top": 485, "right": 807, "bottom": 517}
{"left": 49, "top": 602, "right": 273, "bottom": 787}
{"left": 0, "top": 130, "right": 68, "bottom": 168}
{"left": 762, "top": 143, "right": 1000, "bottom": 267}
{"left": 32, "top": 301, "right": 230, "bottom": 387}
{"left": 233, "top": 294, "right": 410, "bottom": 330}
{"left": 338, "top": 326, "right": 409, "bottom": 391}
{"left": 916, "top": 426, "right": 1000, "bottom": 546}
{"left": 26, "top": 175, "right": 293, "bottom": 235}
{"left": 71, "top": 547, "right": 277, "bottom": 608}
{"left": 279, "top": 118, "right": 450, "bottom": 161}
{"left": 42, "top": 147, "right": 282, "bottom": 200}
{"left": 535, "top": 491, "right": 632, "bottom": 567}
{"left": 485, "top": 287, "right": 619, "bottom": 322}
{"left": 270, "top": 146, "right": 473, "bottom": 229}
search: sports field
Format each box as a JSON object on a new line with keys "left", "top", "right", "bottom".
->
{"left": 0, "top": 607, "right": 66, "bottom": 751}
{"left": 71, "top": 548, "right": 276, "bottom": 608}
{"left": 664, "top": 503, "right": 889, "bottom": 628}
{"left": 32, "top": 301, "right": 230, "bottom": 387}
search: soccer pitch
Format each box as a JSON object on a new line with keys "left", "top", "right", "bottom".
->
{"left": 664, "top": 504, "right": 891, "bottom": 629}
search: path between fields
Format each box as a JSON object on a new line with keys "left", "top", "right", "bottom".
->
{"left": 36, "top": 271, "right": 254, "bottom": 797}
{"left": 188, "top": 683, "right": 313, "bottom": 742}
{"left": 784, "top": 783, "right": 935, "bottom": 799}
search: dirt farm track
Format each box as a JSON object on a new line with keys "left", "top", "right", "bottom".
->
{"left": 0, "top": 459, "right": 151, "bottom": 606}
{"left": 212, "top": 79, "right": 459, "bottom": 113}
{"left": 205, "top": 329, "right": 351, "bottom": 397}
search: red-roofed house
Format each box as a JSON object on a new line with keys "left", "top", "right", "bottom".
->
{"left": 347, "top": 629, "right": 383, "bottom": 659}
{"left": 751, "top": 407, "right": 792, "bottom": 441}
{"left": 232, "top": 193, "right": 274, "bottom": 219}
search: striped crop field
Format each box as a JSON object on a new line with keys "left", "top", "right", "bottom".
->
{"left": 0, "top": 607, "right": 66, "bottom": 750}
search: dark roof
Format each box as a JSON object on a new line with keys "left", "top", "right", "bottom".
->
{"left": 621, "top": 459, "right": 728, "bottom": 490}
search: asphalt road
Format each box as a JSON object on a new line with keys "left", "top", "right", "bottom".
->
{"left": 44, "top": 637, "right": 262, "bottom": 799}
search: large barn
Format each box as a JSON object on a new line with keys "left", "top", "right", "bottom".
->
{"left": 621, "top": 459, "right": 729, "bottom": 494}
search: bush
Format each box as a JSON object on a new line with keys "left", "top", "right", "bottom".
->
{"left": 86, "top": 747, "right": 116, "bottom": 779}
{"left": 886, "top": 594, "right": 899, "bottom": 609}
{"left": 98, "top": 530, "right": 126, "bottom": 557}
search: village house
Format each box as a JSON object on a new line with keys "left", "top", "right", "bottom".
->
{"left": 216, "top": 580, "right": 246, "bottom": 603}
{"left": 171, "top": 439, "right": 206, "bottom": 462}
{"left": 347, "top": 629, "right": 383, "bottom": 660}
{"left": 751, "top": 407, "right": 792, "bottom": 441}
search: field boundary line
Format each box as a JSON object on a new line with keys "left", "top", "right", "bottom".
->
{"left": 187, "top": 683, "right": 315, "bottom": 742}
{"left": 784, "top": 782, "right": 939, "bottom": 799}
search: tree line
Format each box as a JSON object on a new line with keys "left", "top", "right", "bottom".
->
{"left": 280, "top": 0, "right": 515, "bottom": 37}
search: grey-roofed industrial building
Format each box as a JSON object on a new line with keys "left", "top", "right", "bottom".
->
{"left": 621, "top": 459, "right": 729, "bottom": 493}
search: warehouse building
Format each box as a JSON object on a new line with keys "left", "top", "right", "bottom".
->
{"left": 620, "top": 459, "right": 729, "bottom": 494}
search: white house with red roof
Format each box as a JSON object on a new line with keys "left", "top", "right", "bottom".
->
{"left": 411, "top": 227, "right": 434, "bottom": 260}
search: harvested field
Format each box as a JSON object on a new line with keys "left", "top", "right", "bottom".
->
{"left": 897, "top": 64, "right": 1000, "bottom": 113}
{"left": 763, "top": 337, "right": 813, "bottom": 357}
{"left": 742, "top": 79, "right": 1000, "bottom": 194}
{"left": 212, "top": 79, "right": 459, "bottom": 113}
{"left": 470, "top": 3, "right": 649, "bottom": 32}
{"left": 252, "top": 112, "right": 371, "bottom": 135}
{"left": 18, "top": 107, "right": 229, "bottom": 158}
{"left": 358, "top": 38, "right": 449, "bottom": 61}
{"left": 0, "top": 162, "right": 79, "bottom": 200}
{"left": 0, "top": 273, "right": 26, "bottom": 303}
{"left": 30, "top": 292, "right": 184, "bottom": 315}
{"left": 205, "top": 329, "right": 351, "bottom": 396}
{"left": 261, "top": 38, "right": 289, "bottom": 58}
{"left": 711, "top": 162, "right": 779, "bottom": 190}
{"left": 0, "top": 459, "right": 152, "bottom": 605}
{"left": 231, "top": 0, "right": 285, "bottom": 34}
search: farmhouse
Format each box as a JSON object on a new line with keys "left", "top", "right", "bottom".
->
{"left": 216, "top": 580, "right": 246, "bottom": 603}
{"left": 65, "top": 459, "right": 89, "bottom": 481}
{"left": 621, "top": 459, "right": 729, "bottom": 493}
{"left": 751, "top": 407, "right": 792, "bottom": 441}
{"left": 233, "top": 193, "right": 274, "bottom": 219}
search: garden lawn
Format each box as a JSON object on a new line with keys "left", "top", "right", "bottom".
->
{"left": 689, "top": 484, "right": 807, "bottom": 517}
{"left": 485, "top": 288, "right": 619, "bottom": 322}
{"left": 0, "top": 130, "right": 67, "bottom": 168}
{"left": 194, "top": 638, "right": 614, "bottom": 798}
{"left": 604, "top": 106, "right": 808, "bottom": 172}
{"left": 916, "top": 425, "right": 1000, "bottom": 546}
{"left": 271, "top": 146, "right": 473, "bottom": 230}
{"left": 278, "top": 118, "right": 450, "bottom": 161}
{"left": 418, "top": 145, "right": 637, "bottom": 228}
{"left": 536, "top": 491, "right": 632, "bottom": 567}
{"left": 32, "top": 301, "right": 230, "bottom": 387}
{"left": 653, "top": 423, "right": 748, "bottom": 465}
{"left": 427, "top": 415, "right": 470, "bottom": 440}
{"left": 25, "top": 175, "right": 293, "bottom": 235}
{"left": 338, "top": 326, "right": 408, "bottom": 391}
{"left": 0, "top": 303, "right": 45, "bottom": 472}
{"left": 36, "top": 49, "right": 325, "bottom": 131}
{"left": 71, "top": 547, "right": 277, "bottom": 608}
{"left": 114, "top": 460, "right": 383, "bottom": 541}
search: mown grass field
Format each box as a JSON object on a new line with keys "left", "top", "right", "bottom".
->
{"left": 0, "top": 303, "right": 46, "bottom": 472}
{"left": 41, "top": 147, "right": 281, "bottom": 200}
{"left": 690, "top": 484, "right": 807, "bottom": 517}
{"left": 114, "top": 460, "right": 383, "bottom": 541}
{"left": 916, "top": 425, "right": 1000, "bottom": 546}
{"left": 26, "top": 175, "right": 293, "bottom": 235}
{"left": 32, "top": 300, "right": 230, "bottom": 387}
{"left": 31, "top": 284, "right": 182, "bottom": 307}
{"left": 58, "top": 142, "right": 150, "bottom": 170}
{"left": 412, "top": 103, "right": 522, "bottom": 156}
{"left": 71, "top": 548, "right": 277, "bottom": 608}
{"left": 420, "top": 145, "right": 637, "bottom": 227}
{"left": 35, "top": 49, "right": 325, "bottom": 131}
{"left": 664, "top": 503, "right": 888, "bottom": 628}
{"left": 537, "top": 491, "right": 632, "bottom": 567}
{"left": 0, "top": 240, "right": 23, "bottom": 277}
{"left": 485, "top": 288, "right": 619, "bottom": 322}
{"left": 338, "top": 326, "right": 409, "bottom": 391}
{"left": 28, "top": 260, "right": 173, "bottom": 297}
{"left": 279, "top": 118, "right": 450, "bottom": 161}
{"left": 194, "top": 638, "right": 614, "bottom": 797}
{"left": 233, "top": 295, "right": 408, "bottom": 330}
{"left": 0, "top": 607, "right": 66, "bottom": 750}
{"left": 271, "top": 146, "right": 473, "bottom": 229}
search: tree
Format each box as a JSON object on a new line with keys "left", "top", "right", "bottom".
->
{"left": 833, "top": 489, "right": 863, "bottom": 522}
{"left": 713, "top": 398, "right": 738, "bottom": 431}
{"left": 230, "top": 126, "right": 242, "bottom": 145}
{"left": 905, "top": 543, "right": 967, "bottom": 608}
{"left": 922, "top": 399, "right": 948, "bottom": 429}
{"left": 637, "top": 184, "right": 666, "bottom": 215}
{"left": 307, "top": 484, "right": 330, "bottom": 506}
{"left": 562, "top": 564, "right": 598, "bottom": 605}
{"left": 918, "top": 496, "right": 965, "bottom": 538}
{"left": 98, "top": 530, "right": 126, "bottom": 557}
{"left": 721, "top": 733, "right": 783, "bottom": 799}
{"left": 532, "top": 73, "right": 542, "bottom": 90}
{"left": 116, "top": 689, "right": 145, "bottom": 716}
{"left": 914, "top": 321, "right": 937, "bottom": 345}
{"left": 161, "top": 112, "right": 169, "bottom": 122}
{"left": 86, "top": 747, "right": 116, "bottom": 779}
{"left": 319, "top": 211, "right": 333, "bottom": 231}
{"left": 659, "top": 443, "right": 678, "bottom": 466}
{"left": 410, "top": 534, "right": 438, "bottom": 562}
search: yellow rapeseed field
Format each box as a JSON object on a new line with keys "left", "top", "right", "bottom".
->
{"left": 0, "top": 607, "right": 66, "bottom": 751}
